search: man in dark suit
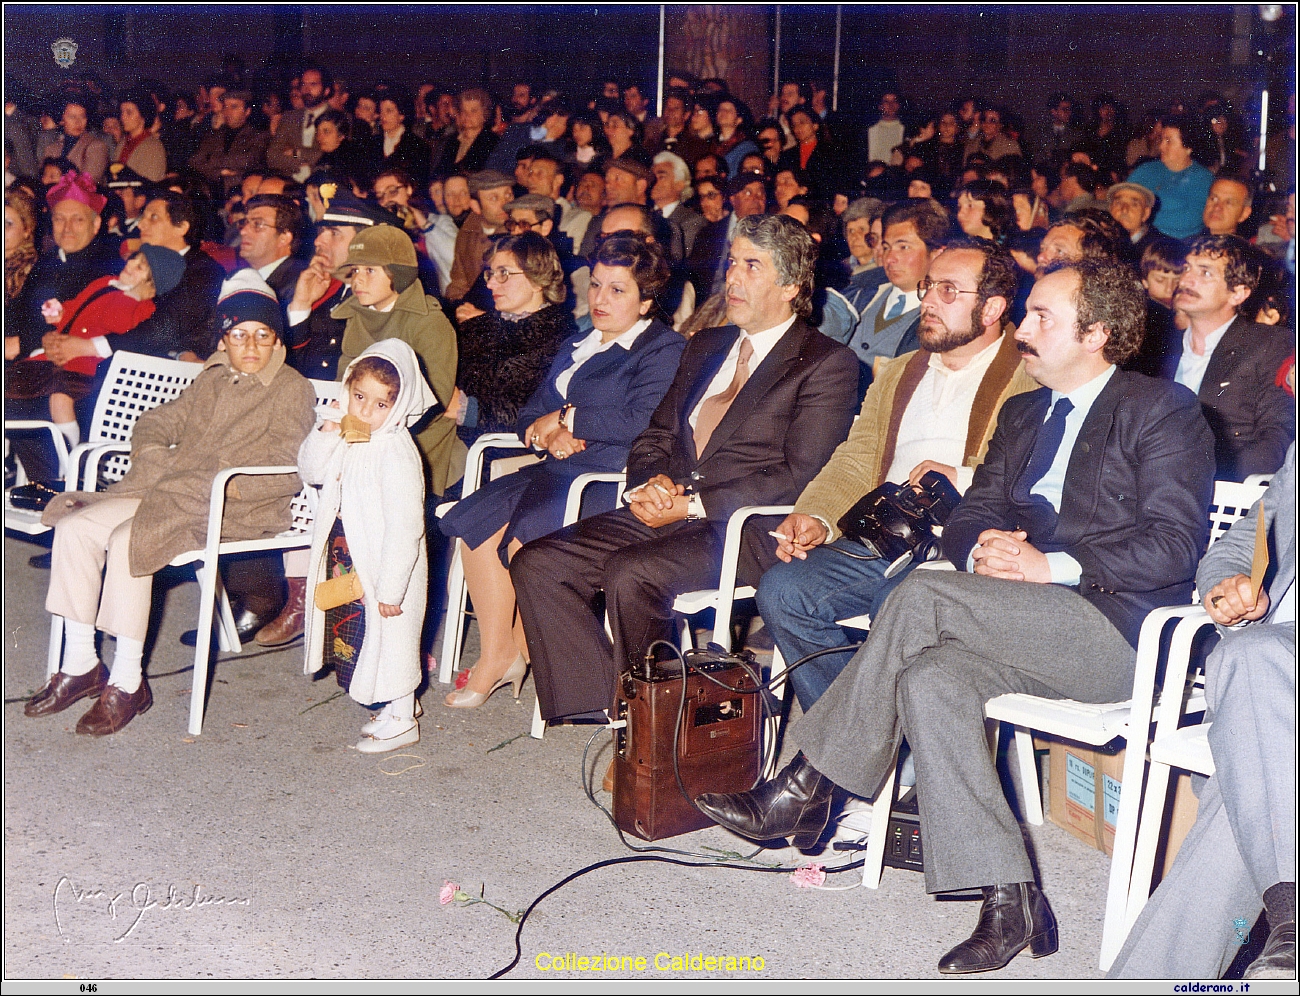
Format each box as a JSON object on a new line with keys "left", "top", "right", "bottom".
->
{"left": 189, "top": 90, "right": 270, "bottom": 200}
{"left": 513, "top": 215, "right": 859, "bottom": 722}
{"left": 1157, "top": 234, "right": 1294, "bottom": 482}
{"left": 237, "top": 193, "right": 306, "bottom": 308}
{"left": 696, "top": 258, "right": 1217, "bottom": 974}
{"left": 651, "top": 152, "right": 707, "bottom": 261}
{"left": 265, "top": 64, "right": 332, "bottom": 182}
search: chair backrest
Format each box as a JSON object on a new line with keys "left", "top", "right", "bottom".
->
{"left": 278, "top": 379, "right": 347, "bottom": 536}
{"left": 1207, "top": 479, "right": 1267, "bottom": 550}
{"left": 89, "top": 351, "right": 204, "bottom": 485}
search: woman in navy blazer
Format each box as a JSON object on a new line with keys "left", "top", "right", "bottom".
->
{"left": 440, "top": 236, "right": 686, "bottom": 707}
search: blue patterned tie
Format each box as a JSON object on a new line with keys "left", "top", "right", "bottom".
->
{"left": 883, "top": 292, "right": 906, "bottom": 321}
{"left": 1012, "top": 397, "right": 1074, "bottom": 505}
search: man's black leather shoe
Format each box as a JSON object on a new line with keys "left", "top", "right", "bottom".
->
{"left": 180, "top": 605, "right": 277, "bottom": 647}
{"left": 938, "top": 882, "right": 1058, "bottom": 974}
{"left": 694, "top": 752, "right": 833, "bottom": 848}
{"left": 1244, "top": 917, "right": 1296, "bottom": 979}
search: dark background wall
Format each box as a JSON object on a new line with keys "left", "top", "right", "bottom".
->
{"left": 5, "top": 4, "right": 1294, "bottom": 151}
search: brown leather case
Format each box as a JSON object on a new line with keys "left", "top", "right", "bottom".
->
{"left": 611, "top": 662, "right": 762, "bottom": 841}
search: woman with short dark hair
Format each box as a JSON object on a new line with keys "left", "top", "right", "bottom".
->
{"left": 38, "top": 98, "right": 109, "bottom": 184}
{"left": 115, "top": 91, "right": 167, "bottom": 181}
{"left": 439, "top": 235, "right": 685, "bottom": 708}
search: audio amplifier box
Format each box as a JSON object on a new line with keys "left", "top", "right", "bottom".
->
{"left": 612, "top": 659, "right": 762, "bottom": 841}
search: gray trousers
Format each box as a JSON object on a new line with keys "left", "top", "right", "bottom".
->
{"left": 1108, "top": 620, "right": 1296, "bottom": 979}
{"left": 795, "top": 569, "right": 1136, "bottom": 894}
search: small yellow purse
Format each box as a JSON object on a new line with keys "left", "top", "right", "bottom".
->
{"left": 314, "top": 571, "right": 364, "bottom": 611}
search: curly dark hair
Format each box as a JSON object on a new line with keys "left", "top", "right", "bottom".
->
{"left": 346, "top": 355, "right": 400, "bottom": 402}
{"left": 1056, "top": 206, "right": 1129, "bottom": 262}
{"left": 1047, "top": 257, "right": 1147, "bottom": 364}
{"left": 591, "top": 232, "right": 670, "bottom": 301}
{"left": 1183, "top": 234, "right": 1262, "bottom": 296}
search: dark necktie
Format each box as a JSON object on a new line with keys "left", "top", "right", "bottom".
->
{"left": 1012, "top": 396, "right": 1074, "bottom": 505}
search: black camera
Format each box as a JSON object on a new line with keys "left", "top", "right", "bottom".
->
{"left": 836, "top": 471, "right": 963, "bottom": 576}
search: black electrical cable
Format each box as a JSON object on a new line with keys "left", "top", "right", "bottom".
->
{"left": 510, "top": 638, "right": 872, "bottom": 981}
{"left": 487, "top": 852, "right": 865, "bottom": 979}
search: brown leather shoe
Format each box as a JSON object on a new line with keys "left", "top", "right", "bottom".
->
{"left": 254, "top": 577, "right": 307, "bottom": 647}
{"left": 75, "top": 680, "right": 153, "bottom": 736}
{"left": 24, "top": 664, "right": 109, "bottom": 717}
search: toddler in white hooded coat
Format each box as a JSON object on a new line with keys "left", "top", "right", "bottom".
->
{"left": 299, "top": 338, "right": 438, "bottom": 751}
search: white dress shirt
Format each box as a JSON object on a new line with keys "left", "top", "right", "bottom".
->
{"left": 1174, "top": 317, "right": 1234, "bottom": 396}
{"left": 884, "top": 334, "right": 1005, "bottom": 493}
{"left": 1030, "top": 363, "right": 1117, "bottom": 584}
{"left": 688, "top": 315, "right": 795, "bottom": 430}
{"left": 555, "top": 318, "right": 651, "bottom": 400}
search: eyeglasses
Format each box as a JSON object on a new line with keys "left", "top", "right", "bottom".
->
{"left": 225, "top": 329, "right": 277, "bottom": 345}
{"left": 483, "top": 266, "right": 526, "bottom": 284}
{"left": 918, "top": 279, "right": 980, "bottom": 304}
{"left": 503, "top": 218, "right": 544, "bottom": 233}
{"left": 240, "top": 219, "right": 276, "bottom": 233}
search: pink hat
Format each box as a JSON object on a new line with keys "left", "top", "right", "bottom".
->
{"left": 46, "top": 170, "right": 107, "bottom": 214}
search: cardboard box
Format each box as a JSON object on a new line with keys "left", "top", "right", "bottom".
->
{"left": 1039, "top": 740, "right": 1198, "bottom": 870}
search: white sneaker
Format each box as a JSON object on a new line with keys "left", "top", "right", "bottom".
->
{"left": 356, "top": 716, "right": 419, "bottom": 753}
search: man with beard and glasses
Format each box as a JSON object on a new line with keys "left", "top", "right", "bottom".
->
{"left": 753, "top": 238, "right": 1038, "bottom": 707}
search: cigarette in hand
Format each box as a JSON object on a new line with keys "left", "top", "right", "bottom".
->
{"left": 768, "top": 530, "right": 790, "bottom": 541}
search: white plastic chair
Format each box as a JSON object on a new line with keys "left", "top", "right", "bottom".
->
{"left": 1098, "top": 484, "right": 1265, "bottom": 968}
{"left": 5, "top": 351, "right": 203, "bottom": 535}
{"left": 172, "top": 378, "right": 342, "bottom": 735}
{"left": 671, "top": 504, "right": 794, "bottom": 652}
{"left": 985, "top": 480, "right": 1266, "bottom": 837}
{"left": 436, "top": 433, "right": 530, "bottom": 686}
{"left": 1108, "top": 609, "right": 1218, "bottom": 956}
{"left": 41, "top": 377, "right": 342, "bottom": 736}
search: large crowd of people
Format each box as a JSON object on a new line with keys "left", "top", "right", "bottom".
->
{"left": 4, "top": 58, "right": 1296, "bottom": 980}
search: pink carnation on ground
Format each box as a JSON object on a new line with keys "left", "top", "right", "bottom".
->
{"left": 790, "top": 863, "right": 826, "bottom": 888}
{"left": 440, "top": 881, "right": 460, "bottom": 905}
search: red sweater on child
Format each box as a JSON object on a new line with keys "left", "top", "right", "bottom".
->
{"left": 41, "top": 275, "right": 156, "bottom": 376}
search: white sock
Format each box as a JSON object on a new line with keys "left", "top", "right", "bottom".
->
{"left": 61, "top": 619, "right": 100, "bottom": 676}
{"left": 388, "top": 692, "right": 415, "bottom": 723}
{"left": 54, "top": 421, "right": 81, "bottom": 447}
{"left": 107, "top": 636, "right": 144, "bottom": 693}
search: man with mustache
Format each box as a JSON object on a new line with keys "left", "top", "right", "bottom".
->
{"left": 698, "top": 258, "right": 1215, "bottom": 975}
{"left": 754, "top": 237, "right": 1038, "bottom": 708}
{"left": 1158, "top": 234, "right": 1294, "bottom": 481}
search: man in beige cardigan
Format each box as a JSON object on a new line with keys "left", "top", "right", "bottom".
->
{"left": 756, "top": 238, "right": 1038, "bottom": 707}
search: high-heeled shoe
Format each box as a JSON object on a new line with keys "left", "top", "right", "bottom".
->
{"left": 444, "top": 654, "right": 527, "bottom": 709}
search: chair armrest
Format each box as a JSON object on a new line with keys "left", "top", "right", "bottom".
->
{"left": 4, "top": 420, "right": 69, "bottom": 480}
{"left": 563, "top": 471, "right": 627, "bottom": 526}
{"left": 710, "top": 504, "right": 794, "bottom": 646}
{"left": 462, "top": 433, "right": 527, "bottom": 499}
{"left": 201, "top": 464, "right": 299, "bottom": 561}
{"left": 78, "top": 442, "right": 132, "bottom": 491}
